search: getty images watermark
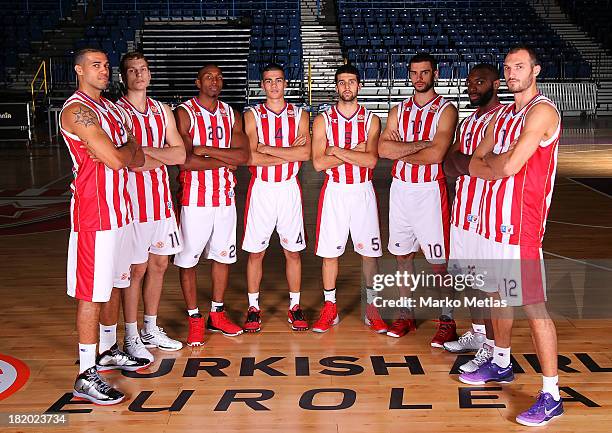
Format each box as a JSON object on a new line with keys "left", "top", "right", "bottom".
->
{"left": 369, "top": 270, "right": 508, "bottom": 309}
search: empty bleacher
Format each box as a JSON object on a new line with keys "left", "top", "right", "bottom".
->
{"left": 558, "top": 0, "right": 612, "bottom": 54}
{"left": 338, "top": 0, "right": 591, "bottom": 85}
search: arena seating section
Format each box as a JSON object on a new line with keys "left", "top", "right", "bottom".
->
{"left": 338, "top": 0, "right": 591, "bottom": 83}
{"left": 558, "top": 0, "right": 612, "bottom": 54}
{"left": 248, "top": 10, "right": 303, "bottom": 81}
{"left": 101, "top": 1, "right": 303, "bottom": 82}
{"left": 0, "top": 1, "right": 67, "bottom": 85}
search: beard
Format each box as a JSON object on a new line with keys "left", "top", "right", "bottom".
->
{"left": 339, "top": 92, "right": 357, "bottom": 102}
{"left": 470, "top": 86, "right": 494, "bottom": 107}
{"left": 414, "top": 80, "right": 435, "bottom": 93}
{"left": 507, "top": 76, "right": 533, "bottom": 93}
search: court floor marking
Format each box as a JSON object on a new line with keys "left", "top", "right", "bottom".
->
{"left": 568, "top": 177, "right": 612, "bottom": 200}
{"left": 548, "top": 219, "right": 612, "bottom": 229}
{"left": 543, "top": 250, "right": 612, "bottom": 272}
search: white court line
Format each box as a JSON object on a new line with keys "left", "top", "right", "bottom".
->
{"left": 568, "top": 178, "right": 612, "bottom": 199}
{"left": 548, "top": 219, "right": 612, "bottom": 229}
{"left": 543, "top": 250, "right": 612, "bottom": 272}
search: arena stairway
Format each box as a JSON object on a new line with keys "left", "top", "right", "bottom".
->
{"left": 141, "top": 20, "right": 250, "bottom": 107}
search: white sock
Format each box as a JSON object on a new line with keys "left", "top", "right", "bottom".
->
{"left": 125, "top": 321, "right": 138, "bottom": 338}
{"left": 492, "top": 345, "right": 511, "bottom": 368}
{"left": 485, "top": 338, "right": 495, "bottom": 349}
{"left": 542, "top": 375, "right": 561, "bottom": 400}
{"left": 99, "top": 324, "right": 117, "bottom": 353}
{"left": 289, "top": 292, "right": 300, "bottom": 309}
{"left": 366, "top": 287, "right": 376, "bottom": 304}
{"left": 143, "top": 315, "right": 157, "bottom": 332}
{"left": 472, "top": 323, "right": 486, "bottom": 335}
{"left": 211, "top": 301, "right": 224, "bottom": 312}
{"left": 248, "top": 292, "right": 260, "bottom": 310}
{"left": 187, "top": 307, "right": 199, "bottom": 317}
{"left": 324, "top": 288, "right": 336, "bottom": 303}
{"left": 78, "top": 343, "right": 97, "bottom": 373}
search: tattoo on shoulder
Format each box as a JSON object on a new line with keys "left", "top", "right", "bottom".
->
{"left": 73, "top": 106, "right": 97, "bottom": 127}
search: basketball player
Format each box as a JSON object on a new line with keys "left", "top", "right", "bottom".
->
{"left": 442, "top": 64, "right": 501, "bottom": 373}
{"left": 116, "top": 52, "right": 186, "bottom": 361}
{"left": 242, "top": 63, "right": 311, "bottom": 332}
{"left": 60, "top": 48, "right": 150, "bottom": 405}
{"left": 173, "top": 64, "right": 249, "bottom": 346}
{"left": 379, "top": 53, "right": 459, "bottom": 344}
{"left": 311, "top": 64, "right": 387, "bottom": 334}
{"left": 458, "top": 46, "right": 563, "bottom": 427}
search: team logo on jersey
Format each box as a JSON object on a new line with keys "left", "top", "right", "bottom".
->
{"left": 429, "top": 104, "right": 439, "bottom": 113}
{"left": 287, "top": 109, "right": 295, "bottom": 116}
{"left": 155, "top": 241, "right": 165, "bottom": 249}
{"left": 260, "top": 113, "right": 268, "bottom": 119}
{"left": 331, "top": 118, "right": 338, "bottom": 124}
{"left": 220, "top": 250, "right": 227, "bottom": 257}
{"left": 500, "top": 224, "right": 514, "bottom": 234}
{"left": 120, "top": 273, "right": 129, "bottom": 281}
{"left": 151, "top": 105, "right": 159, "bottom": 114}
{"left": 194, "top": 111, "right": 203, "bottom": 117}
{"left": 467, "top": 214, "right": 479, "bottom": 224}
{"left": 0, "top": 354, "right": 30, "bottom": 401}
{"left": 220, "top": 108, "right": 228, "bottom": 117}
{"left": 282, "top": 237, "right": 288, "bottom": 244}
{"left": 357, "top": 114, "right": 365, "bottom": 121}
{"left": 228, "top": 190, "right": 235, "bottom": 198}
{"left": 356, "top": 242, "right": 364, "bottom": 250}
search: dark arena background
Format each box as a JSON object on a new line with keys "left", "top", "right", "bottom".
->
{"left": 1, "top": 0, "right": 611, "bottom": 432}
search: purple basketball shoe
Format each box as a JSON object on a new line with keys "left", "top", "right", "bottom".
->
{"left": 458, "top": 359, "right": 515, "bottom": 385}
{"left": 516, "top": 392, "right": 564, "bottom": 427}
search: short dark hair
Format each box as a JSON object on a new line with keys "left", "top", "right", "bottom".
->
{"left": 507, "top": 45, "right": 540, "bottom": 66}
{"left": 198, "top": 63, "right": 221, "bottom": 78}
{"left": 469, "top": 63, "right": 500, "bottom": 80}
{"left": 262, "top": 62, "right": 285, "bottom": 78}
{"left": 409, "top": 52, "right": 437, "bottom": 71}
{"left": 334, "top": 64, "right": 361, "bottom": 83}
{"left": 74, "top": 48, "right": 106, "bottom": 66}
{"left": 120, "top": 51, "right": 148, "bottom": 79}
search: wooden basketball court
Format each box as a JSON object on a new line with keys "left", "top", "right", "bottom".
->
{"left": 0, "top": 120, "right": 611, "bottom": 432}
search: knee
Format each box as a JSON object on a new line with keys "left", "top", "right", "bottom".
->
{"left": 131, "top": 264, "right": 148, "bottom": 281}
{"left": 284, "top": 250, "right": 301, "bottom": 262}
{"left": 148, "top": 257, "right": 169, "bottom": 275}
{"left": 249, "top": 251, "right": 266, "bottom": 262}
{"left": 431, "top": 264, "right": 447, "bottom": 274}
{"left": 396, "top": 253, "right": 414, "bottom": 264}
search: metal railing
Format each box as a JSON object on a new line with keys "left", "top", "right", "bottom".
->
{"left": 30, "top": 60, "right": 48, "bottom": 111}
{"left": 101, "top": 0, "right": 300, "bottom": 16}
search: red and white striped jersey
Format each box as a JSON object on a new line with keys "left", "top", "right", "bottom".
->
{"left": 321, "top": 105, "right": 374, "bottom": 184}
{"left": 248, "top": 102, "right": 302, "bottom": 182}
{"left": 477, "top": 94, "right": 560, "bottom": 247}
{"left": 116, "top": 96, "right": 174, "bottom": 222}
{"left": 392, "top": 94, "right": 453, "bottom": 183}
{"left": 177, "top": 98, "right": 236, "bottom": 207}
{"left": 60, "top": 91, "right": 133, "bottom": 232}
{"left": 451, "top": 103, "right": 503, "bottom": 231}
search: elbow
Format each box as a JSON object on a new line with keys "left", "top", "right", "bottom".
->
{"left": 175, "top": 148, "right": 187, "bottom": 165}
{"left": 365, "top": 156, "right": 378, "bottom": 170}
{"left": 237, "top": 150, "right": 250, "bottom": 166}
{"left": 500, "top": 161, "right": 519, "bottom": 178}
{"left": 377, "top": 143, "right": 389, "bottom": 159}
{"left": 298, "top": 149, "right": 311, "bottom": 162}
{"left": 108, "top": 158, "right": 125, "bottom": 171}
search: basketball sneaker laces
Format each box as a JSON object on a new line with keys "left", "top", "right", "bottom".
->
{"left": 434, "top": 320, "right": 454, "bottom": 339}
{"left": 318, "top": 302, "right": 336, "bottom": 324}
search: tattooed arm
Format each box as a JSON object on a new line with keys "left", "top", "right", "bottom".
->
{"left": 61, "top": 103, "right": 141, "bottom": 170}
